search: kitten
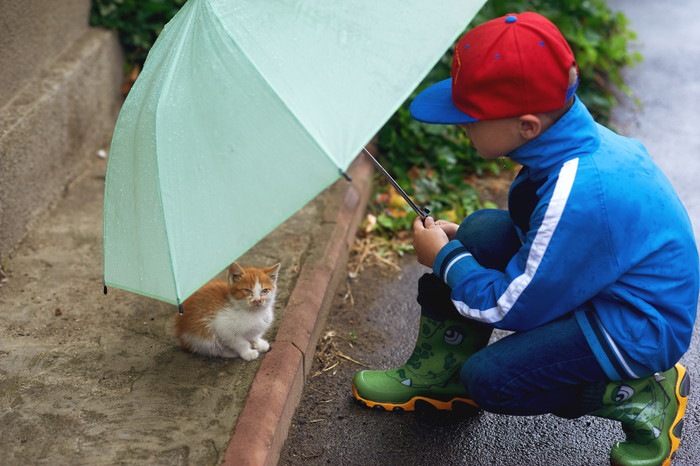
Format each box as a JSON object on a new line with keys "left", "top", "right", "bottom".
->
{"left": 175, "top": 262, "right": 281, "bottom": 360}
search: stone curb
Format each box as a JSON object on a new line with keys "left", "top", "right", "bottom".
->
{"left": 222, "top": 153, "right": 373, "bottom": 466}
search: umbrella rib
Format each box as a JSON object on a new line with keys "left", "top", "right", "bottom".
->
{"left": 149, "top": 0, "right": 206, "bottom": 306}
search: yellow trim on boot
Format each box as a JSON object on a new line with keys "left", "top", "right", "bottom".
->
{"left": 352, "top": 382, "right": 478, "bottom": 412}
{"left": 662, "top": 363, "right": 689, "bottom": 466}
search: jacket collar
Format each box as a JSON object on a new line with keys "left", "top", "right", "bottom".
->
{"left": 509, "top": 96, "right": 601, "bottom": 180}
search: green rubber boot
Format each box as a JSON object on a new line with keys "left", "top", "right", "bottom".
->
{"left": 591, "top": 363, "right": 690, "bottom": 466}
{"left": 352, "top": 313, "right": 491, "bottom": 413}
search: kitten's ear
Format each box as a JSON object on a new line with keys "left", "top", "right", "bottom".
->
{"left": 265, "top": 263, "right": 281, "bottom": 282}
{"left": 228, "top": 262, "right": 245, "bottom": 284}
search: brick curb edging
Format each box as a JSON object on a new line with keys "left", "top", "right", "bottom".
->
{"left": 222, "top": 154, "right": 373, "bottom": 466}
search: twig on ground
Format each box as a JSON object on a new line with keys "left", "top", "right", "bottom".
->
{"left": 313, "top": 330, "right": 367, "bottom": 376}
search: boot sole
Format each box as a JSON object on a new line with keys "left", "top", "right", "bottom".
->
{"left": 663, "top": 363, "right": 690, "bottom": 466}
{"left": 351, "top": 383, "right": 479, "bottom": 415}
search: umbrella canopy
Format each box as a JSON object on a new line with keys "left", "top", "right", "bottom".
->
{"left": 103, "top": 0, "right": 486, "bottom": 306}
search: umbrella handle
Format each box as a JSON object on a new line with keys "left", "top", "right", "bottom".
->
{"left": 362, "top": 148, "right": 430, "bottom": 220}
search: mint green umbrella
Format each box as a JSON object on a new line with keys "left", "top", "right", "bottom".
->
{"left": 103, "top": 0, "right": 485, "bottom": 307}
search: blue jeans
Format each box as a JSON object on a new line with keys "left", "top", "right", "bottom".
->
{"left": 422, "top": 209, "right": 608, "bottom": 417}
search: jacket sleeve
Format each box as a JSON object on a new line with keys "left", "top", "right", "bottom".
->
{"left": 433, "top": 159, "right": 620, "bottom": 331}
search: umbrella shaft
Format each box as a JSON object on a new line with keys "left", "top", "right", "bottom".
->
{"left": 362, "top": 148, "right": 429, "bottom": 220}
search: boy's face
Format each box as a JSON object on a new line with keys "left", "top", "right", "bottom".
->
{"left": 460, "top": 117, "right": 527, "bottom": 160}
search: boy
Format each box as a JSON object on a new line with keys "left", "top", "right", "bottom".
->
{"left": 352, "top": 12, "right": 698, "bottom": 466}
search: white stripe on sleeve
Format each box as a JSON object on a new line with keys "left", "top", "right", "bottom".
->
{"left": 453, "top": 158, "right": 579, "bottom": 323}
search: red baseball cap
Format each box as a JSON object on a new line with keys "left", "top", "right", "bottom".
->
{"left": 410, "top": 12, "right": 578, "bottom": 124}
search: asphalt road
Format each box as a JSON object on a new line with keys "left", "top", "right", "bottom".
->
{"left": 280, "top": 2, "right": 700, "bottom": 464}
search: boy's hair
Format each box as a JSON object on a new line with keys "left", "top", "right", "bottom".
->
{"left": 410, "top": 12, "right": 578, "bottom": 124}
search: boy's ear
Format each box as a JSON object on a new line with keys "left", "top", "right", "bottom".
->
{"left": 518, "top": 114, "right": 542, "bottom": 141}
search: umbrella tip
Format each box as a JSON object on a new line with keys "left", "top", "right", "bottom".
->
{"left": 103, "top": 284, "right": 108, "bottom": 295}
{"left": 178, "top": 304, "right": 184, "bottom": 316}
{"left": 340, "top": 169, "right": 352, "bottom": 182}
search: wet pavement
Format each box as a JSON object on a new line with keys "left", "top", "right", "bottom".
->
{"left": 280, "top": 1, "right": 700, "bottom": 464}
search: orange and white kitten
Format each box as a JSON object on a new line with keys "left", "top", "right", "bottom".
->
{"left": 175, "top": 262, "right": 281, "bottom": 360}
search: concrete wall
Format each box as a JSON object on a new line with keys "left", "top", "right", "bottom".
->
{"left": 0, "top": 0, "right": 123, "bottom": 266}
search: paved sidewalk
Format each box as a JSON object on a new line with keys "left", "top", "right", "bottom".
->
{"left": 0, "top": 150, "right": 372, "bottom": 465}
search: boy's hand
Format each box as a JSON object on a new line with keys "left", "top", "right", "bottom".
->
{"left": 413, "top": 216, "right": 449, "bottom": 268}
{"left": 433, "top": 220, "right": 459, "bottom": 240}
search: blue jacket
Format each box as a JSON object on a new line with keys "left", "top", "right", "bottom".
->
{"left": 434, "top": 97, "right": 699, "bottom": 380}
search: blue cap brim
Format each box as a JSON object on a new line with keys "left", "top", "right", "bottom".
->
{"left": 409, "top": 78, "right": 478, "bottom": 124}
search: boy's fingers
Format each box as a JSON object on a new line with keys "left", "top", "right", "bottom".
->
{"left": 413, "top": 217, "right": 425, "bottom": 231}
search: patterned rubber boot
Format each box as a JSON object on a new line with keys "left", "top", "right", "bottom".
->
{"left": 591, "top": 363, "right": 690, "bottom": 466}
{"left": 352, "top": 313, "right": 491, "bottom": 414}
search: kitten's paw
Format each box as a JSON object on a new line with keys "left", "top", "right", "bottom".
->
{"left": 254, "top": 339, "right": 270, "bottom": 353}
{"left": 240, "top": 349, "right": 260, "bottom": 361}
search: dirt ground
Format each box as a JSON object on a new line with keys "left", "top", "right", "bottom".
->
{"left": 0, "top": 156, "right": 322, "bottom": 465}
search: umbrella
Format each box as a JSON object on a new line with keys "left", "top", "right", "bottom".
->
{"left": 103, "top": 0, "right": 486, "bottom": 308}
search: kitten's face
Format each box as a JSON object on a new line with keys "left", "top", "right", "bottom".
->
{"left": 227, "top": 263, "right": 280, "bottom": 308}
